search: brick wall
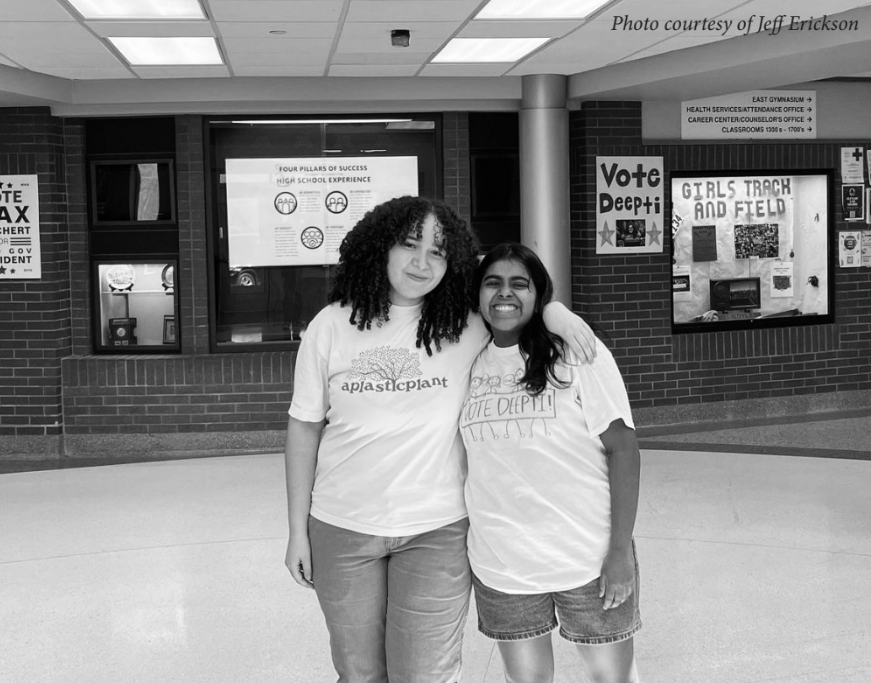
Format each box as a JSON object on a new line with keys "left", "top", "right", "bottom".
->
{"left": 60, "top": 353, "right": 293, "bottom": 456}
{"left": 571, "top": 102, "right": 871, "bottom": 424}
{"left": 443, "top": 112, "right": 471, "bottom": 226}
{"left": 52, "top": 113, "right": 467, "bottom": 459}
{"left": 0, "top": 108, "right": 73, "bottom": 455}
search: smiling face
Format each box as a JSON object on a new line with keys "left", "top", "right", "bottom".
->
{"left": 386, "top": 213, "right": 448, "bottom": 307}
{"left": 479, "top": 258, "right": 537, "bottom": 347}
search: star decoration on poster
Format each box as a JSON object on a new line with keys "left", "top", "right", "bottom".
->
{"left": 647, "top": 221, "right": 662, "bottom": 245}
{"left": 598, "top": 221, "right": 614, "bottom": 246}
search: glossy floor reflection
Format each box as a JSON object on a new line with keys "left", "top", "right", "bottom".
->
{"left": 1, "top": 448, "right": 870, "bottom": 683}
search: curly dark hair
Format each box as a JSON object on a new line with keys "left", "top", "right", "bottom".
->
{"left": 330, "top": 196, "right": 479, "bottom": 355}
{"left": 473, "top": 243, "right": 573, "bottom": 396}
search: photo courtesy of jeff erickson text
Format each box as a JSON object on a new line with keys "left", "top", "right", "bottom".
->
{"left": 0, "top": 175, "right": 41, "bottom": 280}
{"left": 596, "top": 157, "right": 664, "bottom": 255}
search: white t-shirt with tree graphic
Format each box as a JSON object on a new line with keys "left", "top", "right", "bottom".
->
{"left": 290, "top": 301, "right": 488, "bottom": 536}
{"left": 461, "top": 339, "right": 634, "bottom": 593}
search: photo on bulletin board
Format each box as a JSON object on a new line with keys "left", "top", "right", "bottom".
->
{"left": 669, "top": 169, "right": 834, "bottom": 333}
{"left": 734, "top": 224, "right": 779, "bottom": 259}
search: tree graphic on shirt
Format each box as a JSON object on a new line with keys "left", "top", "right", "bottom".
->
{"left": 349, "top": 346, "right": 422, "bottom": 382}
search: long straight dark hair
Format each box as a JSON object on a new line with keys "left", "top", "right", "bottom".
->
{"left": 473, "top": 243, "right": 573, "bottom": 395}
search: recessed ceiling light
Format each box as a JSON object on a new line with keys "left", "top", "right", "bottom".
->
{"left": 476, "top": 0, "right": 611, "bottom": 20}
{"left": 68, "top": 0, "right": 205, "bottom": 20}
{"left": 109, "top": 37, "right": 223, "bottom": 65}
{"left": 432, "top": 38, "right": 549, "bottom": 63}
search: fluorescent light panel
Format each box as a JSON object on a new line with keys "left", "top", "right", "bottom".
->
{"left": 68, "top": 0, "right": 206, "bottom": 19}
{"left": 476, "top": 0, "right": 611, "bottom": 19}
{"left": 230, "top": 119, "right": 413, "bottom": 125}
{"left": 109, "top": 37, "right": 223, "bottom": 65}
{"left": 432, "top": 38, "right": 549, "bottom": 63}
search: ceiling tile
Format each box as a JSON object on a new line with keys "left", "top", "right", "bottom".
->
{"left": 222, "top": 37, "right": 332, "bottom": 55}
{"left": 14, "top": 50, "right": 120, "bottom": 68}
{"left": 226, "top": 50, "right": 328, "bottom": 67}
{"left": 345, "top": 1, "right": 480, "bottom": 22}
{"left": 207, "top": 1, "right": 344, "bottom": 22}
{"left": 132, "top": 65, "right": 231, "bottom": 78}
{"left": 618, "top": 35, "right": 726, "bottom": 62}
{"left": 457, "top": 19, "right": 581, "bottom": 38}
{"left": 337, "top": 37, "right": 443, "bottom": 53}
{"left": 88, "top": 21, "right": 215, "bottom": 37}
{"left": 232, "top": 65, "right": 326, "bottom": 76}
{"left": 329, "top": 64, "right": 420, "bottom": 77}
{"left": 37, "top": 66, "right": 134, "bottom": 79}
{"left": 718, "top": 0, "right": 871, "bottom": 21}
{"left": 216, "top": 22, "right": 337, "bottom": 38}
{"left": 339, "top": 21, "right": 458, "bottom": 41}
{"left": 419, "top": 62, "right": 512, "bottom": 77}
{"left": 332, "top": 52, "right": 428, "bottom": 65}
{"left": 0, "top": 21, "right": 95, "bottom": 40}
{"left": 0, "top": 0, "right": 75, "bottom": 21}
{"left": 602, "top": 0, "right": 747, "bottom": 21}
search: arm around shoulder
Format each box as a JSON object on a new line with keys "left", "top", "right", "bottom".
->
{"left": 597, "top": 418, "right": 641, "bottom": 609}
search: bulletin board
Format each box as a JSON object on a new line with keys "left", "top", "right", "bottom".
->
{"left": 670, "top": 169, "right": 834, "bottom": 332}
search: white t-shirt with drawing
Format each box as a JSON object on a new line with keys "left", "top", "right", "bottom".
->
{"left": 461, "top": 339, "right": 635, "bottom": 594}
{"left": 290, "top": 301, "right": 489, "bottom": 536}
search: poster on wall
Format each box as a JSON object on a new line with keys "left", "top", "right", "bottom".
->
{"left": 672, "top": 265, "right": 693, "bottom": 302}
{"left": 770, "top": 262, "right": 794, "bottom": 298}
{"left": 226, "top": 157, "right": 418, "bottom": 267}
{"left": 838, "top": 230, "right": 862, "bottom": 267}
{"left": 842, "top": 184, "right": 865, "bottom": 221}
{"left": 0, "top": 175, "right": 40, "bottom": 280}
{"left": 595, "top": 156, "right": 663, "bottom": 255}
{"left": 841, "top": 147, "right": 865, "bottom": 184}
{"left": 691, "top": 225, "right": 717, "bottom": 261}
{"left": 863, "top": 230, "right": 871, "bottom": 268}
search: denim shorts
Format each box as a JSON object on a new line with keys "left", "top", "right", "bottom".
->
{"left": 471, "top": 544, "right": 641, "bottom": 645}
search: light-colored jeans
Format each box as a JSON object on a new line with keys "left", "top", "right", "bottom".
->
{"left": 308, "top": 516, "right": 471, "bottom": 683}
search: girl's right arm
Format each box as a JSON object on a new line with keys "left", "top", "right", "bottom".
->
{"left": 284, "top": 415, "right": 326, "bottom": 589}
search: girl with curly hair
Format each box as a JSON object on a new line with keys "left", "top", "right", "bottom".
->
{"left": 284, "top": 197, "right": 595, "bottom": 683}
{"left": 462, "top": 244, "right": 641, "bottom": 683}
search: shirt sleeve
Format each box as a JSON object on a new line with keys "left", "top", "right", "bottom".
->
{"left": 571, "top": 339, "right": 635, "bottom": 437}
{"left": 465, "top": 311, "right": 493, "bottom": 354}
{"left": 288, "top": 307, "right": 332, "bottom": 422}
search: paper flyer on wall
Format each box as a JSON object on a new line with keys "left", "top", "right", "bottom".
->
{"left": 838, "top": 230, "right": 862, "bottom": 267}
{"left": 0, "top": 175, "right": 41, "bottom": 280}
{"left": 672, "top": 265, "right": 693, "bottom": 301}
{"left": 863, "top": 231, "right": 871, "bottom": 268}
{"left": 840, "top": 147, "right": 865, "bottom": 184}
{"left": 226, "top": 157, "right": 418, "bottom": 267}
{"left": 769, "top": 262, "right": 794, "bottom": 297}
{"left": 595, "top": 156, "right": 664, "bottom": 255}
{"left": 842, "top": 184, "right": 865, "bottom": 222}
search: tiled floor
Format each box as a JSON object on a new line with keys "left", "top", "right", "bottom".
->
{"left": 1, "top": 415, "right": 870, "bottom": 682}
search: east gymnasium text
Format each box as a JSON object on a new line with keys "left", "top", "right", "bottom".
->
{"left": 611, "top": 15, "right": 858, "bottom": 37}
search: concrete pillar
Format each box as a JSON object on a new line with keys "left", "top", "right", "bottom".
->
{"left": 519, "top": 74, "right": 571, "bottom": 304}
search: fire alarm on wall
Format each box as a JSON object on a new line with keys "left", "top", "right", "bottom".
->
{"left": 391, "top": 29, "right": 410, "bottom": 47}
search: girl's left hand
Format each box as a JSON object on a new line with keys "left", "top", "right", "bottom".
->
{"left": 599, "top": 544, "right": 635, "bottom": 610}
{"left": 542, "top": 301, "right": 597, "bottom": 363}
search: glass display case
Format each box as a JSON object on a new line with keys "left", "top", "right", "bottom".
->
{"left": 94, "top": 260, "right": 179, "bottom": 353}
